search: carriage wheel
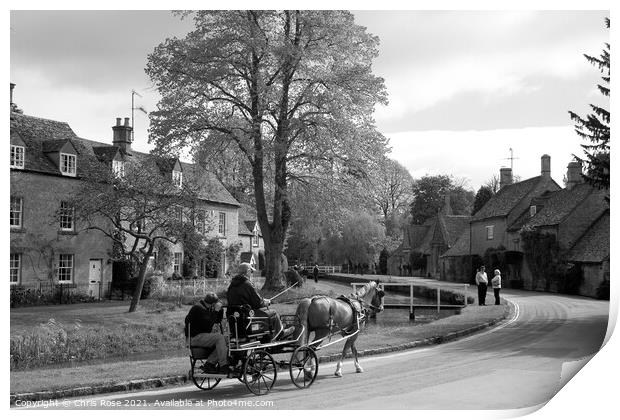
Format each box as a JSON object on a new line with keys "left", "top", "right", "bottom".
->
{"left": 243, "top": 350, "right": 277, "bottom": 396}
{"left": 190, "top": 359, "right": 222, "bottom": 390}
{"left": 289, "top": 346, "right": 318, "bottom": 389}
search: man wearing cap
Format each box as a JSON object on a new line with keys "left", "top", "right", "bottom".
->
{"left": 184, "top": 292, "right": 229, "bottom": 374}
{"left": 227, "top": 262, "right": 294, "bottom": 341}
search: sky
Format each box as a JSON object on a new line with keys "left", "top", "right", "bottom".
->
{"left": 9, "top": 8, "right": 610, "bottom": 190}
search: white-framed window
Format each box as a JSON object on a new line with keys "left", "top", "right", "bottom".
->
{"left": 529, "top": 205, "right": 537, "bottom": 217}
{"left": 486, "top": 225, "right": 494, "bottom": 240}
{"left": 10, "top": 145, "right": 25, "bottom": 169}
{"left": 59, "top": 201, "right": 74, "bottom": 231}
{"left": 10, "top": 196, "right": 23, "bottom": 228}
{"left": 173, "top": 252, "right": 183, "bottom": 274}
{"left": 10, "top": 253, "right": 21, "bottom": 284}
{"left": 196, "top": 210, "right": 206, "bottom": 234}
{"left": 57, "top": 254, "right": 74, "bottom": 283}
{"left": 252, "top": 228, "right": 259, "bottom": 247}
{"left": 60, "top": 153, "right": 76, "bottom": 176}
{"left": 172, "top": 170, "right": 183, "bottom": 188}
{"left": 112, "top": 160, "right": 125, "bottom": 178}
{"left": 218, "top": 212, "right": 226, "bottom": 236}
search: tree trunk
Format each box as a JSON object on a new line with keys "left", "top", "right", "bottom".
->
{"left": 263, "top": 240, "right": 286, "bottom": 291}
{"left": 128, "top": 246, "right": 153, "bottom": 313}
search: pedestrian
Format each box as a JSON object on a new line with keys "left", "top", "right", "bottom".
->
{"left": 491, "top": 269, "right": 502, "bottom": 305}
{"left": 313, "top": 264, "right": 319, "bottom": 283}
{"left": 475, "top": 265, "right": 488, "bottom": 306}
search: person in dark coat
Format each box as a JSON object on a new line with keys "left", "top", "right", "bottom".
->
{"left": 475, "top": 265, "right": 488, "bottom": 306}
{"left": 227, "top": 262, "right": 293, "bottom": 341}
{"left": 184, "top": 291, "right": 229, "bottom": 374}
{"left": 313, "top": 264, "right": 319, "bottom": 283}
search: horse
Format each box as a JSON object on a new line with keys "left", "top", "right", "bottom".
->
{"left": 294, "top": 280, "right": 385, "bottom": 377}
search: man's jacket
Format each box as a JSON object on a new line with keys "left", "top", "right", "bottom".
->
{"left": 227, "top": 274, "right": 263, "bottom": 309}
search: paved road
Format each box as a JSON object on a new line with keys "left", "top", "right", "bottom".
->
{"left": 36, "top": 289, "right": 608, "bottom": 410}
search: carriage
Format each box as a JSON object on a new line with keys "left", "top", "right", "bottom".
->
{"left": 187, "top": 281, "right": 384, "bottom": 396}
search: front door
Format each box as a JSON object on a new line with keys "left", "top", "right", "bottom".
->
{"left": 88, "top": 259, "right": 102, "bottom": 299}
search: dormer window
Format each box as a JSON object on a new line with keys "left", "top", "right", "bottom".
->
{"left": 10, "top": 145, "right": 25, "bottom": 169}
{"left": 112, "top": 160, "right": 125, "bottom": 178}
{"left": 529, "top": 205, "right": 537, "bottom": 217}
{"left": 60, "top": 153, "right": 76, "bottom": 176}
{"left": 172, "top": 170, "right": 183, "bottom": 188}
{"left": 252, "top": 226, "right": 259, "bottom": 247}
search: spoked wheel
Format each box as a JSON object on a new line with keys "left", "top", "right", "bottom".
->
{"left": 243, "top": 350, "right": 277, "bottom": 395}
{"left": 289, "top": 346, "right": 318, "bottom": 389}
{"left": 190, "top": 359, "right": 222, "bottom": 390}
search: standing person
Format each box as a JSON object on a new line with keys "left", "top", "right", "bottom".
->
{"left": 491, "top": 269, "right": 502, "bottom": 305}
{"left": 227, "top": 262, "right": 294, "bottom": 341}
{"left": 475, "top": 265, "right": 488, "bottom": 306}
{"left": 184, "top": 292, "right": 229, "bottom": 374}
{"left": 313, "top": 264, "right": 319, "bottom": 283}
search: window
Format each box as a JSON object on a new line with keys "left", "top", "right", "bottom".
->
{"left": 173, "top": 252, "right": 183, "bottom": 274}
{"left": 10, "top": 254, "right": 21, "bottom": 284}
{"left": 196, "top": 210, "right": 206, "bottom": 234}
{"left": 172, "top": 170, "right": 183, "bottom": 188}
{"left": 218, "top": 212, "right": 226, "bottom": 236}
{"left": 529, "top": 205, "right": 537, "bottom": 217}
{"left": 60, "top": 153, "right": 76, "bottom": 176}
{"left": 10, "top": 196, "right": 22, "bottom": 228}
{"left": 10, "top": 145, "right": 25, "bottom": 169}
{"left": 58, "top": 254, "right": 74, "bottom": 283}
{"left": 252, "top": 228, "right": 259, "bottom": 247}
{"left": 486, "top": 225, "right": 494, "bottom": 240}
{"left": 112, "top": 160, "right": 125, "bottom": 178}
{"left": 59, "top": 201, "right": 74, "bottom": 231}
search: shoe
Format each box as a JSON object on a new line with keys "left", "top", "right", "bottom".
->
{"left": 217, "top": 364, "right": 230, "bottom": 375}
{"left": 281, "top": 326, "right": 295, "bottom": 338}
{"left": 201, "top": 362, "right": 217, "bottom": 373}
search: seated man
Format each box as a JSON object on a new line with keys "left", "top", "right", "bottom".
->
{"left": 184, "top": 291, "right": 229, "bottom": 374}
{"left": 227, "top": 262, "right": 294, "bottom": 341}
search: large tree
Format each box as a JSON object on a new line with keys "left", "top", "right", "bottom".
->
{"left": 146, "top": 11, "right": 388, "bottom": 289}
{"left": 73, "top": 156, "right": 198, "bottom": 312}
{"left": 472, "top": 186, "right": 494, "bottom": 215}
{"left": 409, "top": 175, "right": 475, "bottom": 224}
{"left": 568, "top": 18, "right": 610, "bottom": 189}
{"left": 369, "top": 157, "right": 413, "bottom": 235}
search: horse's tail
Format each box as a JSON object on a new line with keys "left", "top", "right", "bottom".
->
{"left": 295, "top": 297, "right": 312, "bottom": 346}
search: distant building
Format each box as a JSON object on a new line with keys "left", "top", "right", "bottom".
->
{"left": 10, "top": 84, "right": 241, "bottom": 298}
{"left": 237, "top": 203, "right": 265, "bottom": 271}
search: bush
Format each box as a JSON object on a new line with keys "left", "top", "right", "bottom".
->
{"left": 285, "top": 269, "right": 304, "bottom": 288}
{"left": 10, "top": 286, "right": 95, "bottom": 308}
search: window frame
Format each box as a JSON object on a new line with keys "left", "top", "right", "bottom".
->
{"left": 57, "top": 254, "right": 74, "bottom": 284}
{"left": 529, "top": 205, "right": 537, "bottom": 217}
{"left": 10, "top": 196, "right": 23, "bottom": 229}
{"left": 10, "top": 145, "right": 25, "bottom": 169}
{"left": 173, "top": 252, "right": 183, "bottom": 274}
{"left": 59, "top": 201, "right": 75, "bottom": 231}
{"left": 10, "top": 253, "right": 21, "bottom": 285}
{"left": 112, "top": 160, "right": 125, "bottom": 178}
{"left": 218, "top": 212, "right": 226, "bottom": 236}
{"left": 196, "top": 210, "right": 206, "bottom": 235}
{"left": 252, "top": 228, "right": 259, "bottom": 247}
{"left": 60, "top": 153, "right": 77, "bottom": 177}
{"left": 172, "top": 170, "right": 183, "bottom": 188}
{"left": 486, "top": 225, "right": 495, "bottom": 240}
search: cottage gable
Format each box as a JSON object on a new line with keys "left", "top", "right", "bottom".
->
{"left": 565, "top": 211, "right": 609, "bottom": 263}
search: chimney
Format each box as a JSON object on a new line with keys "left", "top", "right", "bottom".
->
{"left": 441, "top": 193, "right": 453, "bottom": 215}
{"left": 566, "top": 161, "right": 583, "bottom": 190}
{"left": 10, "top": 83, "right": 15, "bottom": 106}
{"left": 541, "top": 154, "right": 551, "bottom": 178}
{"left": 112, "top": 117, "right": 133, "bottom": 152}
{"left": 499, "top": 167, "right": 513, "bottom": 190}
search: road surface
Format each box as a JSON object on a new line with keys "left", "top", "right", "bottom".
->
{"left": 24, "top": 289, "right": 609, "bottom": 410}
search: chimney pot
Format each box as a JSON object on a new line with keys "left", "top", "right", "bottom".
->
{"left": 112, "top": 116, "right": 133, "bottom": 152}
{"left": 566, "top": 161, "right": 583, "bottom": 189}
{"left": 116, "top": 117, "right": 122, "bottom": 126}
{"left": 124, "top": 117, "right": 130, "bottom": 127}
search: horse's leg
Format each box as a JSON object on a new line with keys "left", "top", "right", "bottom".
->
{"left": 335, "top": 337, "right": 353, "bottom": 378}
{"left": 350, "top": 335, "right": 363, "bottom": 373}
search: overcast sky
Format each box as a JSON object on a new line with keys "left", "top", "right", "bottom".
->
{"left": 9, "top": 9, "right": 609, "bottom": 190}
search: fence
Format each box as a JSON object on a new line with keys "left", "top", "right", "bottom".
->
{"left": 10, "top": 282, "right": 79, "bottom": 306}
{"left": 351, "top": 281, "right": 469, "bottom": 320}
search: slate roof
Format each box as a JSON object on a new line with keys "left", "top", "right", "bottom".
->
{"left": 522, "top": 183, "right": 601, "bottom": 228}
{"left": 439, "top": 215, "right": 471, "bottom": 247}
{"left": 565, "top": 211, "right": 610, "bottom": 263}
{"left": 441, "top": 227, "right": 471, "bottom": 257}
{"left": 471, "top": 176, "right": 543, "bottom": 221}
{"left": 10, "top": 112, "right": 240, "bottom": 207}
{"left": 92, "top": 146, "right": 122, "bottom": 163}
{"left": 238, "top": 203, "right": 262, "bottom": 236}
